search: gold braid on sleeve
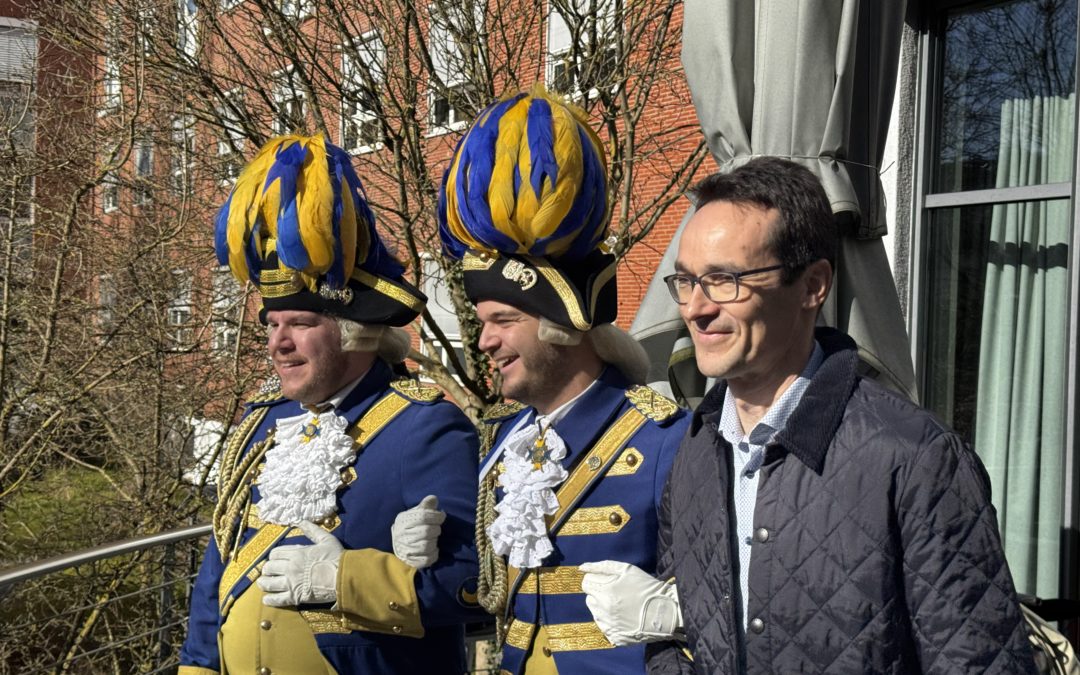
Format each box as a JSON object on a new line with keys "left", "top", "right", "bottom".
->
{"left": 475, "top": 420, "right": 509, "bottom": 644}
{"left": 212, "top": 407, "right": 271, "bottom": 562}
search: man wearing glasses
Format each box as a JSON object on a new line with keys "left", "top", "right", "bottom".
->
{"left": 634, "top": 157, "right": 1035, "bottom": 673}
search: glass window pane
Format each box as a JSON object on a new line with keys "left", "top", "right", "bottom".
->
{"left": 934, "top": 0, "right": 1076, "bottom": 192}
{"left": 924, "top": 199, "right": 1070, "bottom": 597}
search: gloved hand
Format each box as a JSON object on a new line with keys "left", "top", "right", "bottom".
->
{"left": 580, "top": 560, "right": 684, "bottom": 646}
{"left": 257, "top": 520, "right": 344, "bottom": 607}
{"left": 391, "top": 495, "right": 446, "bottom": 569}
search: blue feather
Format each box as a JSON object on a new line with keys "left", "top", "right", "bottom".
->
{"left": 214, "top": 193, "right": 233, "bottom": 266}
{"left": 244, "top": 226, "right": 262, "bottom": 284}
{"left": 536, "top": 125, "right": 606, "bottom": 261}
{"left": 526, "top": 98, "right": 558, "bottom": 198}
{"left": 326, "top": 153, "right": 345, "bottom": 287}
{"left": 265, "top": 142, "right": 310, "bottom": 270}
{"left": 457, "top": 98, "right": 522, "bottom": 253}
{"left": 332, "top": 150, "right": 404, "bottom": 280}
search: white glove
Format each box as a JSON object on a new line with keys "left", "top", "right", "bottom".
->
{"left": 580, "top": 560, "right": 684, "bottom": 646}
{"left": 391, "top": 495, "right": 446, "bottom": 569}
{"left": 257, "top": 520, "right": 344, "bottom": 607}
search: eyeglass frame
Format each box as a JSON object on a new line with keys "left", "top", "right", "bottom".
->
{"left": 662, "top": 264, "right": 788, "bottom": 304}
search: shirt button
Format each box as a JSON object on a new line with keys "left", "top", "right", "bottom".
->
{"left": 259, "top": 619, "right": 272, "bottom": 630}
{"left": 388, "top": 601, "right": 400, "bottom": 611}
{"left": 392, "top": 625, "right": 403, "bottom": 634}
{"left": 754, "top": 527, "right": 770, "bottom": 543}
{"left": 749, "top": 618, "right": 765, "bottom": 634}
{"left": 542, "top": 646, "right": 553, "bottom": 657}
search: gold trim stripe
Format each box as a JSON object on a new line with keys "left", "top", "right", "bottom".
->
{"left": 605, "top": 447, "right": 644, "bottom": 476}
{"left": 588, "top": 260, "right": 617, "bottom": 325}
{"left": 528, "top": 256, "right": 590, "bottom": 331}
{"left": 220, "top": 392, "right": 412, "bottom": 610}
{"left": 260, "top": 268, "right": 300, "bottom": 283}
{"left": 559, "top": 506, "right": 630, "bottom": 536}
{"left": 505, "top": 620, "right": 614, "bottom": 652}
{"left": 463, "top": 252, "right": 498, "bottom": 271}
{"left": 352, "top": 268, "right": 425, "bottom": 313}
{"left": 517, "top": 566, "right": 585, "bottom": 595}
{"left": 300, "top": 609, "right": 375, "bottom": 635}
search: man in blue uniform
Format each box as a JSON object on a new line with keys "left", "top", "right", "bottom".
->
{"left": 179, "top": 135, "right": 481, "bottom": 675}
{"left": 437, "top": 88, "right": 691, "bottom": 674}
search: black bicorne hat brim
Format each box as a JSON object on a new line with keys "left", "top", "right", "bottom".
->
{"left": 462, "top": 249, "right": 617, "bottom": 330}
{"left": 256, "top": 252, "right": 425, "bottom": 326}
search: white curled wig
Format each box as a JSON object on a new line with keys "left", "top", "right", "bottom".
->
{"left": 536, "top": 317, "right": 649, "bottom": 385}
{"left": 337, "top": 318, "right": 412, "bottom": 364}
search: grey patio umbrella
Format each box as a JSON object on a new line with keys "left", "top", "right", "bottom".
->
{"left": 631, "top": 0, "right": 917, "bottom": 406}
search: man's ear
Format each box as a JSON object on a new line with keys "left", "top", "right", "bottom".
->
{"left": 801, "top": 259, "right": 832, "bottom": 310}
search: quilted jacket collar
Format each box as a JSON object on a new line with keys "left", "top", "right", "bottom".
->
{"left": 692, "top": 327, "right": 859, "bottom": 475}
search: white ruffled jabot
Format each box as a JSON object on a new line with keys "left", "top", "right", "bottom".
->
{"left": 487, "top": 420, "right": 569, "bottom": 569}
{"left": 257, "top": 409, "right": 356, "bottom": 526}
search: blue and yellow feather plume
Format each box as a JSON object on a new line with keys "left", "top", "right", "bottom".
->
{"left": 438, "top": 85, "right": 609, "bottom": 262}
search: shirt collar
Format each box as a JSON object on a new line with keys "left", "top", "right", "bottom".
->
{"left": 718, "top": 340, "right": 825, "bottom": 447}
{"left": 534, "top": 376, "right": 602, "bottom": 427}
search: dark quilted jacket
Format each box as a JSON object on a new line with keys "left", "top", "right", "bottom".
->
{"left": 646, "top": 329, "right": 1037, "bottom": 674}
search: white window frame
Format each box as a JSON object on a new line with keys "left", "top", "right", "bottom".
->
{"left": 177, "top": 0, "right": 199, "bottom": 58}
{"left": 171, "top": 115, "right": 195, "bottom": 194}
{"left": 97, "top": 272, "right": 117, "bottom": 331}
{"left": 280, "top": 0, "right": 314, "bottom": 22}
{"left": 271, "top": 67, "right": 307, "bottom": 136}
{"left": 216, "top": 88, "right": 245, "bottom": 184}
{"left": 134, "top": 138, "right": 153, "bottom": 206}
{"left": 168, "top": 269, "right": 193, "bottom": 348}
{"left": 545, "top": 0, "right": 619, "bottom": 100}
{"left": 426, "top": 2, "right": 483, "bottom": 135}
{"left": 211, "top": 265, "right": 242, "bottom": 354}
{"left": 341, "top": 31, "right": 385, "bottom": 153}
{"left": 102, "top": 173, "right": 119, "bottom": 213}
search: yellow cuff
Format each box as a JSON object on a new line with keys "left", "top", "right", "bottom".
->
{"left": 336, "top": 548, "right": 423, "bottom": 638}
{"left": 178, "top": 667, "right": 218, "bottom": 675}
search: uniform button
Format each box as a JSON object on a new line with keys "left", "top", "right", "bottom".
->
{"left": 388, "top": 601, "right": 400, "bottom": 611}
{"left": 625, "top": 453, "right": 638, "bottom": 467}
{"left": 259, "top": 619, "right": 272, "bottom": 630}
{"left": 258, "top": 668, "right": 271, "bottom": 675}
{"left": 542, "top": 646, "right": 553, "bottom": 657}
{"left": 392, "top": 625, "right": 403, "bottom": 634}
{"left": 749, "top": 618, "right": 765, "bottom": 634}
{"left": 754, "top": 527, "right": 770, "bottom": 543}
{"left": 608, "top": 512, "right": 623, "bottom": 526}
{"left": 587, "top": 456, "right": 602, "bottom": 470}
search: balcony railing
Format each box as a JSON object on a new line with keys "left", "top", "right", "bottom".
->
{"left": 0, "top": 525, "right": 497, "bottom": 674}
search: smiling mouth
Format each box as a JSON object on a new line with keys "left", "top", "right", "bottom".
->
{"left": 494, "top": 355, "right": 518, "bottom": 370}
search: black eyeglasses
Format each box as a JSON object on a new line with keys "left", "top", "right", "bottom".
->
{"left": 662, "top": 264, "right": 786, "bottom": 304}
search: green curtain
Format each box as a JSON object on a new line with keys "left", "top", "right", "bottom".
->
{"left": 976, "top": 93, "right": 1074, "bottom": 597}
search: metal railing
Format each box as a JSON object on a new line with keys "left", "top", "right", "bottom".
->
{"left": 0, "top": 526, "right": 498, "bottom": 674}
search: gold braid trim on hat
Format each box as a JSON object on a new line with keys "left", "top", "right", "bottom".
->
{"left": 476, "top": 418, "right": 509, "bottom": 644}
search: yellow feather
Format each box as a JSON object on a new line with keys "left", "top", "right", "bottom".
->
{"left": 296, "top": 137, "right": 336, "bottom": 275}
{"left": 489, "top": 99, "right": 529, "bottom": 248}
{"left": 340, "top": 169, "right": 359, "bottom": 279}
{"left": 226, "top": 138, "right": 284, "bottom": 282}
{"left": 529, "top": 103, "right": 583, "bottom": 247}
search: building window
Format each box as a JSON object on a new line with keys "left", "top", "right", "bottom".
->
{"left": 134, "top": 138, "right": 153, "bottom": 206}
{"left": 177, "top": 0, "right": 199, "bottom": 58}
{"left": 427, "top": 3, "right": 482, "bottom": 133}
{"left": 101, "top": 173, "right": 119, "bottom": 213}
{"left": 272, "top": 68, "right": 306, "bottom": 136}
{"left": 341, "top": 32, "right": 384, "bottom": 153}
{"left": 211, "top": 266, "right": 242, "bottom": 354}
{"left": 97, "top": 273, "right": 117, "bottom": 332}
{"left": 915, "top": 0, "right": 1077, "bottom": 599}
{"left": 545, "top": 0, "right": 618, "bottom": 97}
{"left": 280, "top": 0, "right": 313, "bottom": 22}
{"left": 171, "top": 115, "right": 195, "bottom": 194}
{"left": 168, "top": 270, "right": 193, "bottom": 347}
{"left": 216, "top": 88, "right": 245, "bottom": 183}
{"left": 102, "top": 19, "right": 121, "bottom": 112}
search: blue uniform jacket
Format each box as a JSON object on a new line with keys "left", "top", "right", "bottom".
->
{"left": 180, "top": 359, "right": 483, "bottom": 674}
{"left": 485, "top": 368, "right": 689, "bottom": 675}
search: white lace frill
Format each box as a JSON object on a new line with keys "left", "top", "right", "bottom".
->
{"left": 257, "top": 410, "right": 356, "bottom": 526}
{"left": 487, "top": 422, "right": 569, "bottom": 569}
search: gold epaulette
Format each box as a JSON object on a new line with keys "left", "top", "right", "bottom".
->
{"left": 482, "top": 401, "right": 525, "bottom": 422}
{"left": 625, "top": 385, "right": 680, "bottom": 423}
{"left": 389, "top": 378, "right": 444, "bottom": 403}
{"left": 247, "top": 386, "right": 283, "bottom": 405}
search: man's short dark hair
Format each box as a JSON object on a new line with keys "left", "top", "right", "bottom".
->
{"left": 688, "top": 157, "right": 837, "bottom": 284}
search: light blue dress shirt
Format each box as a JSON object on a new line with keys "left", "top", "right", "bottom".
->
{"left": 718, "top": 341, "right": 824, "bottom": 637}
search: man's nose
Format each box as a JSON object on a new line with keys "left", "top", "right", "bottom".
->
{"left": 681, "top": 282, "right": 718, "bottom": 322}
{"left": 477, "top": 324, "right": 497, "bottom": 353}
{"left": 268, "top": 326, "right": 293, "bottom": 353}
